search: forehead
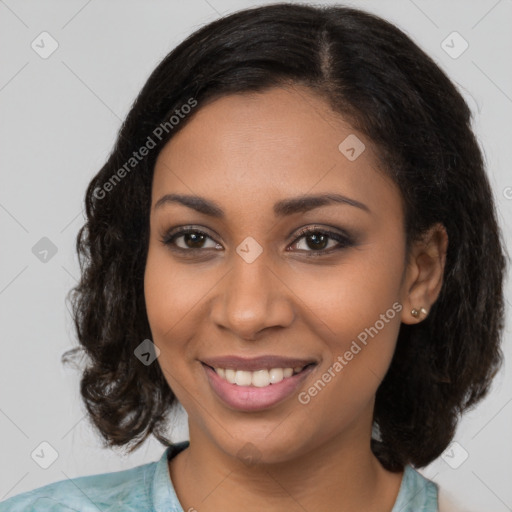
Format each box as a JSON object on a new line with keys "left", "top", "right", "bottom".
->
{"left": 151, "top": 86, "right": 402, "bottom": 222}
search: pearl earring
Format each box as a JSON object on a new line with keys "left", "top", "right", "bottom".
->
{"left": 411, "top": 307, "right": 428, "bottom": 318}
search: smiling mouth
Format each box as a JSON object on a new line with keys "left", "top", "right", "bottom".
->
{"left": 202, "top": 363, "right": 316, "bottom": 388}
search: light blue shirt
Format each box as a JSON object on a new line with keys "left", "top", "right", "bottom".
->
{"left": 0, "top": 441, "right": 438, "bottom": 511}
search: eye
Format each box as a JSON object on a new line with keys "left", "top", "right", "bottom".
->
{"left": 160, "top": 227, "right": 221, "bottom": 251}
{"left": 160, "top": 225, "right": 354, "bottom": 256}
{"left": 289, "top": 226, "right": 354, "bottom": 255}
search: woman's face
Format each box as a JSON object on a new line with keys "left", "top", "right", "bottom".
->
{"left": 144, "top": 85, "right": 418, "bottom": 463}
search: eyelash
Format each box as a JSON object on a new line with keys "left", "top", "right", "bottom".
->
{"left": 160, "top": 225, "right": 355, "bottom": 257}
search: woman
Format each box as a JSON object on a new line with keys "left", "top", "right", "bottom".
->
{"left": 1, "top": 3, "right": 506, "bottom": 511}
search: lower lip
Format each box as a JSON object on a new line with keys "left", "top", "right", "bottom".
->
{"left": 202, "top": 363, "right": 316, "bottom": 412}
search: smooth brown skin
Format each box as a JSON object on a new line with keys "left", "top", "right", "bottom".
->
{"left": 144, "top": 85, "right": 448, "bottom": 512}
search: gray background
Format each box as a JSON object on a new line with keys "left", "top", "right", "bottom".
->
{"left": 1, "top": 0, "right": 511, "bottom": 510}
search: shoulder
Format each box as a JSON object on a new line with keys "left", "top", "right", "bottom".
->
{"left": 392, "top": 465, "right": 439, "bottom": 512}
{"left": 396, "top": 466, "right": 470, "bottom": 512}
{"left": 0, "top": 458, "right": 159, "bottom": 512}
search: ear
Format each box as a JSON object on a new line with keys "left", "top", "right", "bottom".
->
{"left": 400, "top": 222, "right": 449, "bottom": 325}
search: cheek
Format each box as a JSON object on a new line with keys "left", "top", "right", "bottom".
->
{"left": 143, "top": 245, "right": 204, "bottom": 402}
{"left": 303, "top": 240, "right": 404, "bottom": 403}
{"left": 308, "top": 240, "right": 403, "bottom": 337}
{"left": 298, "top": 294, "right": 402, "bottom": 436}
{"left": 143, "top": 247, "right": 197, "bottom": 386}
{"left": 144, "top": 243, "right": 208, "bottom": 344}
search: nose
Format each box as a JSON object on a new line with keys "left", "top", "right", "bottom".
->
{"left": 209, "top": 254, "right": 295, "bottom": 341}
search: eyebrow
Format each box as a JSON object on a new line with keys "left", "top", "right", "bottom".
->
{"left": 153, "top": 193, "right": 371, "bottom": 217}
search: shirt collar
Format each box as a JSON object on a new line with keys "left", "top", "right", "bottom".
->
{"left": 150, "top": 441, "right": 438, "bottom": 512}
{"left": 151, "top": 441, "right": 190, "bottom": 512}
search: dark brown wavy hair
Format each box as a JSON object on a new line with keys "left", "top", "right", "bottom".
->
{"left": 63, "top": 3, "right": 508, "bottom": 472}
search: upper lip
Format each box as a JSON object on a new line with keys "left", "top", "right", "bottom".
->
{"left": 200, "top": 355, "right": 317, "bottom": 371}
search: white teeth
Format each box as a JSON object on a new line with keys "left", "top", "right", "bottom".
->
{"left": 225, "top": 369, "right": 236, "bottom": 383}
{"left": 269, "top": 368, "right": 284, "bottom": 384}
{"left": 252, "top": 369, "right": 270, "bottom": 388}
{"left": 234, "top": 370, "right": 252, "bottom": 386}
{"left": 214, "top": 366, "right": 306, "bottom": 387}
